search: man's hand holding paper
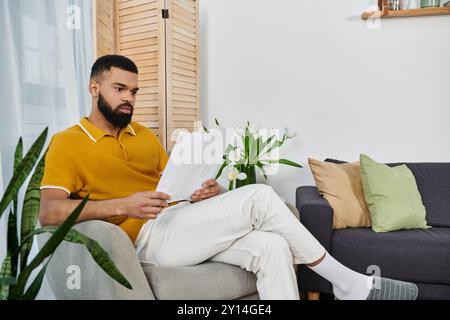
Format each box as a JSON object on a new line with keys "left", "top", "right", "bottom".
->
{"left": 190, "top": 179, "right": 221, "bottom": 202}
{"left": 156, "top": 131, "right": 223, "bottom": 204}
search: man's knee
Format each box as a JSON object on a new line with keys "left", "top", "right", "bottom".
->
{"left": 239, "top": 183, "right": 275, "bottom": 197}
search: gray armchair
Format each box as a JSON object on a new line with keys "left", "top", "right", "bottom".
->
{"left": 38, "top": 202, "right": 302, "bottom": 300}
{"left": 38, "top": 220, "right": 259, "bottom": 300}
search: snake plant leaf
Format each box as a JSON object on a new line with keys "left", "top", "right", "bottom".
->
{"left": 7, "top": 209, "right": 18, "bottom": 278}
{"left": 0, "top": 127, "right": 48, "bottom": 220}
{"left": 0, "top": 277, "right": 16, "bottom": 286}
{"left": 20, "top": 153, "right": 47, "bottom": 271}
{"left": 0, "top": 255, "right": 12, "bottom": 300}
{"left": 13, "top": 138, "right": 23, "bottom": 172}
{"left": 9, "top": 138, "right": 23, "bottom": 287}
{"left": 13, "top": 138, "right": 23, "bottom": 177}
{"left": 23, "top": 226, "right": 132, "bottom": 290}
{"left": 9, "top": 138, "right": 23, "bottom": 279}
{"left": 22, "top": 258, "right": 51, "bottom": 300}
{"left": 13, "top": 138, "right": 23, "bottom": 216}
{"left": 17, "top": 226, "right": 132, "bottom": 289}
{"left": 9, "top": 195, "right": 88, "bottom": 299}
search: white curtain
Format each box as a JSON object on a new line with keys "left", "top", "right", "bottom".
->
{"left": 0, "top": 0, "right": 94, "bottom": 299}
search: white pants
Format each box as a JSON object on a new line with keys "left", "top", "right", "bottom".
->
{"left": 135, "top": 184, "right": 326, "bottom": 300}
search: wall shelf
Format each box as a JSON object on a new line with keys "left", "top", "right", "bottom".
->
{"left": 361, "top": 1, "right": 450, "bottom": 19}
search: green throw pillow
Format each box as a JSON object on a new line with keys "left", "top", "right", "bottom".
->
{"left": 359, "top": 154, "right": 429, "bottom": 232}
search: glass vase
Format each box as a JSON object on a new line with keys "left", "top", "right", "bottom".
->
{"left": 235, "top": 165, "right": 256, "bottom": 189}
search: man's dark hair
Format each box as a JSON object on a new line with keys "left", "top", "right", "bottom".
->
{"left": 90, "top": 55, "right": 138, "bottom": 79}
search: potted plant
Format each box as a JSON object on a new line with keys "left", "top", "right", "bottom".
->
{"left": 212, "top": 120, "right": 302, "bottom": 190}
{"left": 0, "top": 128, "right": 131, "bottom": 300}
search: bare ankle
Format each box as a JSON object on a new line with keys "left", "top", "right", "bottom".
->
{"left": 306, "top": 253, "right": 326, "bottom": 267}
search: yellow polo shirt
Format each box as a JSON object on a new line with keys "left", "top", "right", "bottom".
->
{"left": 40, "top": 117, "right": 168, "bottom": 243}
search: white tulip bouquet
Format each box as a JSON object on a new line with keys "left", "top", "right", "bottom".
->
{"left": 212, "top": 119, "right": 302, "bottom": 190}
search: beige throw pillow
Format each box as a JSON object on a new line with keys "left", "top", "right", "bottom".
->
{"left": 308, "top": 158, "right": 372, "bottom": 229}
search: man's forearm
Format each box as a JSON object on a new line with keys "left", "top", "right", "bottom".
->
{"left": 40, "top": 197, "right": 125, "bottom": 226}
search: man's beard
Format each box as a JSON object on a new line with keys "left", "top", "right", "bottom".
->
{"left": 97, "top": 93, "right": 133, "bottom": 129}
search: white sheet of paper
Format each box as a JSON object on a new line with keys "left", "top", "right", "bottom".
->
{"left": 156, "top": 132, "right": 222, "bottom": 203}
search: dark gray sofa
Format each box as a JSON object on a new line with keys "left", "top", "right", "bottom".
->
{"left": 296, "top": 162, "right": 450, "bottom": 300}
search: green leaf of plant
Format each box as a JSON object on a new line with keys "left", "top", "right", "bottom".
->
{"left": 256, "top": 136, "right": 262, "bottom": 155}
{"left": 13, "top": 138, "right": 23, "bottom": 172}
{"left": 12, "top": 138, "right": 23, "bottom": 219}
{"left": 27, "top": 226, "right": 132, "bottom": 290}
{"left": 214, "top": 118, "right": 220, "bottom": 126}
{"left": 279, "top": 159, "right": 302, "bottom": 168}
{"left": 22, "top": 258, "right": 51, "bottom": 300}
{"left": 0, "top": 277, "right": 16, "bottom": 287}
{"left": 228, "top": 179, "right": 234, "bottom": 191}
{"left": 10, "top": 139, "right": 23, "bottom": 280}
{"left": 260, "top": 139, "right": 283, "bottom": 157}
{"left": 214, "top": 160, "right": 228, "bottom": 180}
{"left": 258, "top": 135, "right": 276, "bottom": 155}
{"left": 20, "top": 153, "right": 47, "bottom": 272}
{"left": 256, "top": 161, "right": 268, "bottom": 180}
{"left": 248, "top": 136, "right": 259, "bottom": 166}
{"left": 244, "top": 134, "right": 250, "bottom": 163}
{"left": 0, "top": 127, "right": 48, "bottom": 221}
{"left": 9, "top": 195, "right": 88, "bottom": 299}
{"left": 7, "top": 209, "right": 18, "bottom": 278}
{"left": 262, "top": 159, "right": 303, "bottom": 168}
{"left": 0, "top": 256, "right": 12, "bottom": 300}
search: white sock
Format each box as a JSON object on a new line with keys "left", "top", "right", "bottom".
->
{"left": 308, "top": 252, "right": 373, "bottom": 300}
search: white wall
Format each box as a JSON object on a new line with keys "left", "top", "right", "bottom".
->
{"left": 200, "top": 0, "right": 450, "bottom": 205}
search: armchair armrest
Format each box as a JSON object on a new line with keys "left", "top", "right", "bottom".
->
{"left": 296, "top": 186, "right": 333, "bottom": 252}
{"left": 37, "top": 220, "right": 155, "bottom": 300}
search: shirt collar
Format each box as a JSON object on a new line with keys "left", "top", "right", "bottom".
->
{"left": 78, "top": 117, "right": 136, "bottom": 143}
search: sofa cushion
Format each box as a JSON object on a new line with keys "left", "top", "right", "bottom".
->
{"left": 359, "top": 154, "right": 429, "bottom": 232}
{"left": 325, "top": 159, "right": 450, "bottom": 227}
{"left": 332, "top": 227, "right": 450, "bottom": 285}
{"left": 141, "top": 261, "right": 257, "bottom": 300}
{"left": 308, "top": 158, "right": 371, "bottom": 229}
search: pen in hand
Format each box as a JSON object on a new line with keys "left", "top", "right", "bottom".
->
{"left": 121, "top": 191, "right": 171, "bottom": 219}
